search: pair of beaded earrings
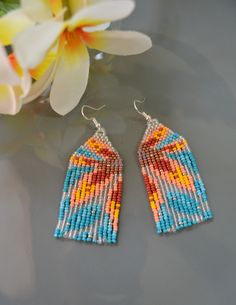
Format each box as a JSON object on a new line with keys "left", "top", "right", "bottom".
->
{"left": 54, "top": 100, "right": 213, "bottom": 244}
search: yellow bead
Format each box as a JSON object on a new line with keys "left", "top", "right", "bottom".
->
{"left": 111, "top": 201, "right": 115, "bottom": 209}
{"left": 150, "top": 201, "right": 156, "bottom": 210}
{"left": 153, "top": 193, "right": 158, "bottom": 202}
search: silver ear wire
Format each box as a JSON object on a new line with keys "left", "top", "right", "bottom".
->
{"left": 133, "top": 99, "right": 152, "bottom": 121}
{"left": 81, "top": 104, "right": 106, "bottom": 133}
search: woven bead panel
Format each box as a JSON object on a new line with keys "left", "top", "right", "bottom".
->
{"left": 54, "top": 131, "right": 123, "bottom": 244}
{"left": 138, "top": 119, "right": 213, "bottom": 234}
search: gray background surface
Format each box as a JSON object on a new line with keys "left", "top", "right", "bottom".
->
{"left": 0, "top": 0, "right": 236, "bottom": 305}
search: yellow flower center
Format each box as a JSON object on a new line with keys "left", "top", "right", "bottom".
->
{"left": 59, "top": 27, "right": 94, "bottom": 55}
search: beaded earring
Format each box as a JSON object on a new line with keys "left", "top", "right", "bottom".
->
{"left": 135, "top": 100, "right": 213, "bottom": 234}
{"left": 54, "top": 105, "right": 123, "bottom": 244}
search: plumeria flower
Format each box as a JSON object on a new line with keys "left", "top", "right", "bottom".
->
{"left": 12, "top": 0, "right": 152, "bottom": 115}
{"left": 0, "top": 5, "right": 58, "bottom": 108}
{"left": 0, "top": 42, "right": 31, "bottom": 115}
{"left": 0, "top": 1, "right": 93, "bottom": 115}
{"left": 0, "top": 40, "right": 56, "bottom": 115}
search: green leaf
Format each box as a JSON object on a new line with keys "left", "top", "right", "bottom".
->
{"left": 0, "top": 0, "right": 20, "bottom": 16}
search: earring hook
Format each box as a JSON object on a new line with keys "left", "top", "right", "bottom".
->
{"left": 133, "top": 99, "right": 152, "bottom": 121}
{"left": 81, "top": 104, "right": 106, "bottom": 131}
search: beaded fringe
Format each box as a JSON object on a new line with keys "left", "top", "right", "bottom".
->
{"left": 54, "top": 130, "right": 123, "bottom": 244}
{"left": 138, "top": 119, "right": 213, "bottom": 234}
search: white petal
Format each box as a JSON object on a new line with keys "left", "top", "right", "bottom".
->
{"left": 68, "top": 0, "right": 106, "bottom": 14}
{"left": 83, "top": 22, "right": 110, "bottom": 32}
{"left": 68, "top": 0, "right": 135, "bottom": 30}
{"left": 0, "top": 85, "right": 22, "bottom": 115}
{"left": 20, "top": 0, "right": 53, "bottom": 21}
{"left": 13, "top": 20, "right": 65, "bottom": 69}
{"left": 0, "top": 9, "right": 32, "bottom": 46}
{"left": 20, "top": 71, "right": 32, "bottom": 97}
{"left": 29, "top": 48, "right": 57, "bottom": 80}
{"left": 22, "top": 63, "right": 56, "bottom": 104}
{"left": 86, "top": 30, "right": 152, "bottom": 55}
{"left": 50, "top": 43, "right": 89, "bottom": 115}
{"left": 0, "top": 44, "right": 20, "bottom": 85}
